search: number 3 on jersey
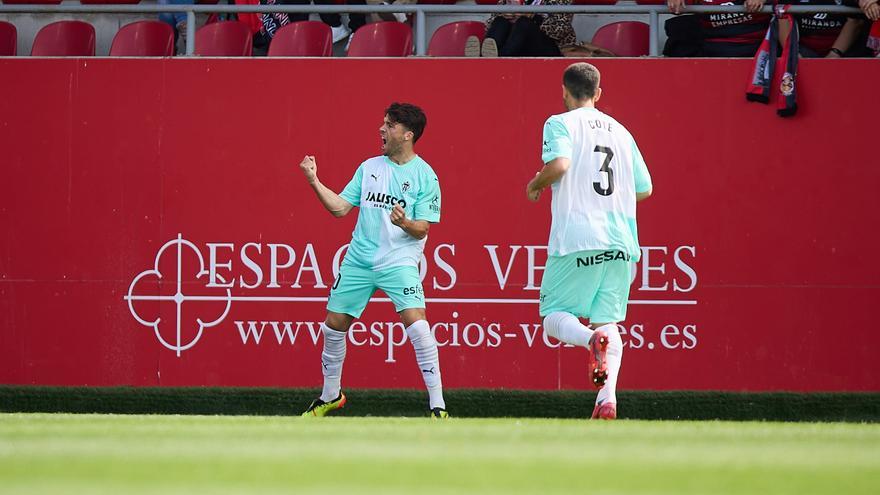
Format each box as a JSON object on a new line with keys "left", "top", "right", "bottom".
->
{"left": 593, "top": 146, "right": 614, "bottom": 196}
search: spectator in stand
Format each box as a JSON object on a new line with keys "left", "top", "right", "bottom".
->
{"left": 665, "top": 0, "right": 771, "bottom": 57}
{"left": 248, "top": 0, "right": 294, "bottom": 56}
{"left": 158, "top": 0, "right": 195, "bottom": 55}
{"left": 465, "top": 0, "right": 575, "bottom": 57}
{"left": 282, "top": 0, "right": 411, "bottom": 52}
{"left": 287, "top": 0, "right": 368, "bottom": 44}
{"left": 366, "top": 0, "right": 411, "bottom": 23}
{"left": 855, "top": 0, "right": 880, "bottom": 54}
{"left": 787, "top": 0, "right": 871, "bottom": 57}
{"left": 346, "top": 0, "right": 413, "bottom": 50}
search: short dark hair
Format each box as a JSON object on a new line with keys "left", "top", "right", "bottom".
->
{"left": 563, "top": 63, "right": 601, "bottom": 100}
{"left": 385, "top": 102, "right": 427, "bottom": 143}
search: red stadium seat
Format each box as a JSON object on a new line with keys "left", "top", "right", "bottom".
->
{"left": 195, "top": 21, "right": 253, "bottom": 56}
{"left": 80, "top": 0, "right": 141, "bottom": 4}
{"left": 591, "top": 21, "right": 649, "bottom": 57}
{"left": 1, "top": 0, "right": 61, "bottom": 4}
{"left": 427, "top": 21, "right": 485, "bottom": 57}
{"left": 477, "top": 0, "right": 619, "bottom": 3}
{"left": 0, "top": 21, "right": 16, "bottom": 56}
{"left": 109, "top": 21, "right": 174, "bottom": 56}
{"left": 31, "top": 20, "right": 95, "bottom": 56}
{"left": 347, "top": 22, "right": 412, "bottom": 57}
{"left": 268, "top": 21, "right": 332, "bottom": 57}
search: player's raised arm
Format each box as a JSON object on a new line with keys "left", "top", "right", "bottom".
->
{"left": 299, "top": 155, "right": 354, "bottom": 218}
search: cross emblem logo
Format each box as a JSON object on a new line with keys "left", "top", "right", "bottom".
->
{"left": 125, "top": 234, "right": 232, "bottom": 356}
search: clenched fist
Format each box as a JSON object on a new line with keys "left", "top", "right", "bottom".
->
{"left": 300, "top": 155, "right": 318, "bottom": 184}
{"left": 527, "top": 185, "right": 542, "bottom": 202}
{"left": 526, "top": 171, "right": 543, "bottom": 202}
{"left": 390, "top": 204, "right": 407, "bottom": 227}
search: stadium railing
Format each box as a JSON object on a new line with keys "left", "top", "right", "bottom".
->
{"left": 0, "top": 4, "right": 864, "bottom": 57}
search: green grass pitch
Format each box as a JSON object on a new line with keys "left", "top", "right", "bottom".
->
{"left": 1, "top": 413, "right": 878, "bottom": 494}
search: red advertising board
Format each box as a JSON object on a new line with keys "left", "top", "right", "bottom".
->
{"left": 1, "top": 58, "right": 877, "bottom": 391}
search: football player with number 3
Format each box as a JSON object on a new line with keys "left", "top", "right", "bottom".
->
{"left": 526, "top": 63, "right": 653, "bottom": 420}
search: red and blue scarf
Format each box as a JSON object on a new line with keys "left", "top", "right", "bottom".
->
{"left": 746, "top": 3, "right": 799, "bottom": 117}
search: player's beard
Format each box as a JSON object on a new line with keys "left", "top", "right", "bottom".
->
{"left": 383, "top": 140, "right": 398, "bottom": 157}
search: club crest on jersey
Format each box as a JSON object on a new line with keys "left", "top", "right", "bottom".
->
{"left": 780, "top": 73, "right": 794, "bottom": 96}
{"left": 401, "top": 181, "right": 411, "bottom": 193}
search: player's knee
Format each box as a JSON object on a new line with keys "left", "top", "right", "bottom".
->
{"left": 325, "top": 313, "right": 353, "bottom": 332}
{"left": 399, "top": 308, "right": 427, "bottom": 327}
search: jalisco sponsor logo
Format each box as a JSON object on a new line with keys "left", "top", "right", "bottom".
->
{"left": 365, "top": 191, "right": 407, "bottom": 209}
{"left": 126, "top": 234, "right": 698, "bottom": 355}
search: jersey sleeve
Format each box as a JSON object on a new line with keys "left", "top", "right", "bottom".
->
{"left": 631, "top": 139, "right": 652, "bottom": 194}
{"left": 339, "top": 164, "right": 364, "bottom": 206}
{"left": 413, "top": 171, "right": 441, "bottom": 223}
{"left": 542, "top": 116, "right": 572, "bottom": 164}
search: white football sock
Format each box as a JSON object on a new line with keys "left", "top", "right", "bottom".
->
{"left": 405, "top": 320, "right": 445, "bottom": 409}
{"left": 319, "top": 323, "right": 347, "bottom": 402}
{"left": 594, "top": 323, "right": 623, "bottom": 406}
{"left": 542, "top": 311, "right": 593, "bottom": 348}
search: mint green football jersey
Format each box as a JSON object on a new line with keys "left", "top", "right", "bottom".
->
{"left": 541, "top": 107, "right": 651, "bottom": 261}
{"left": 339, "top": 155, "right": 441, "bottom": 271}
